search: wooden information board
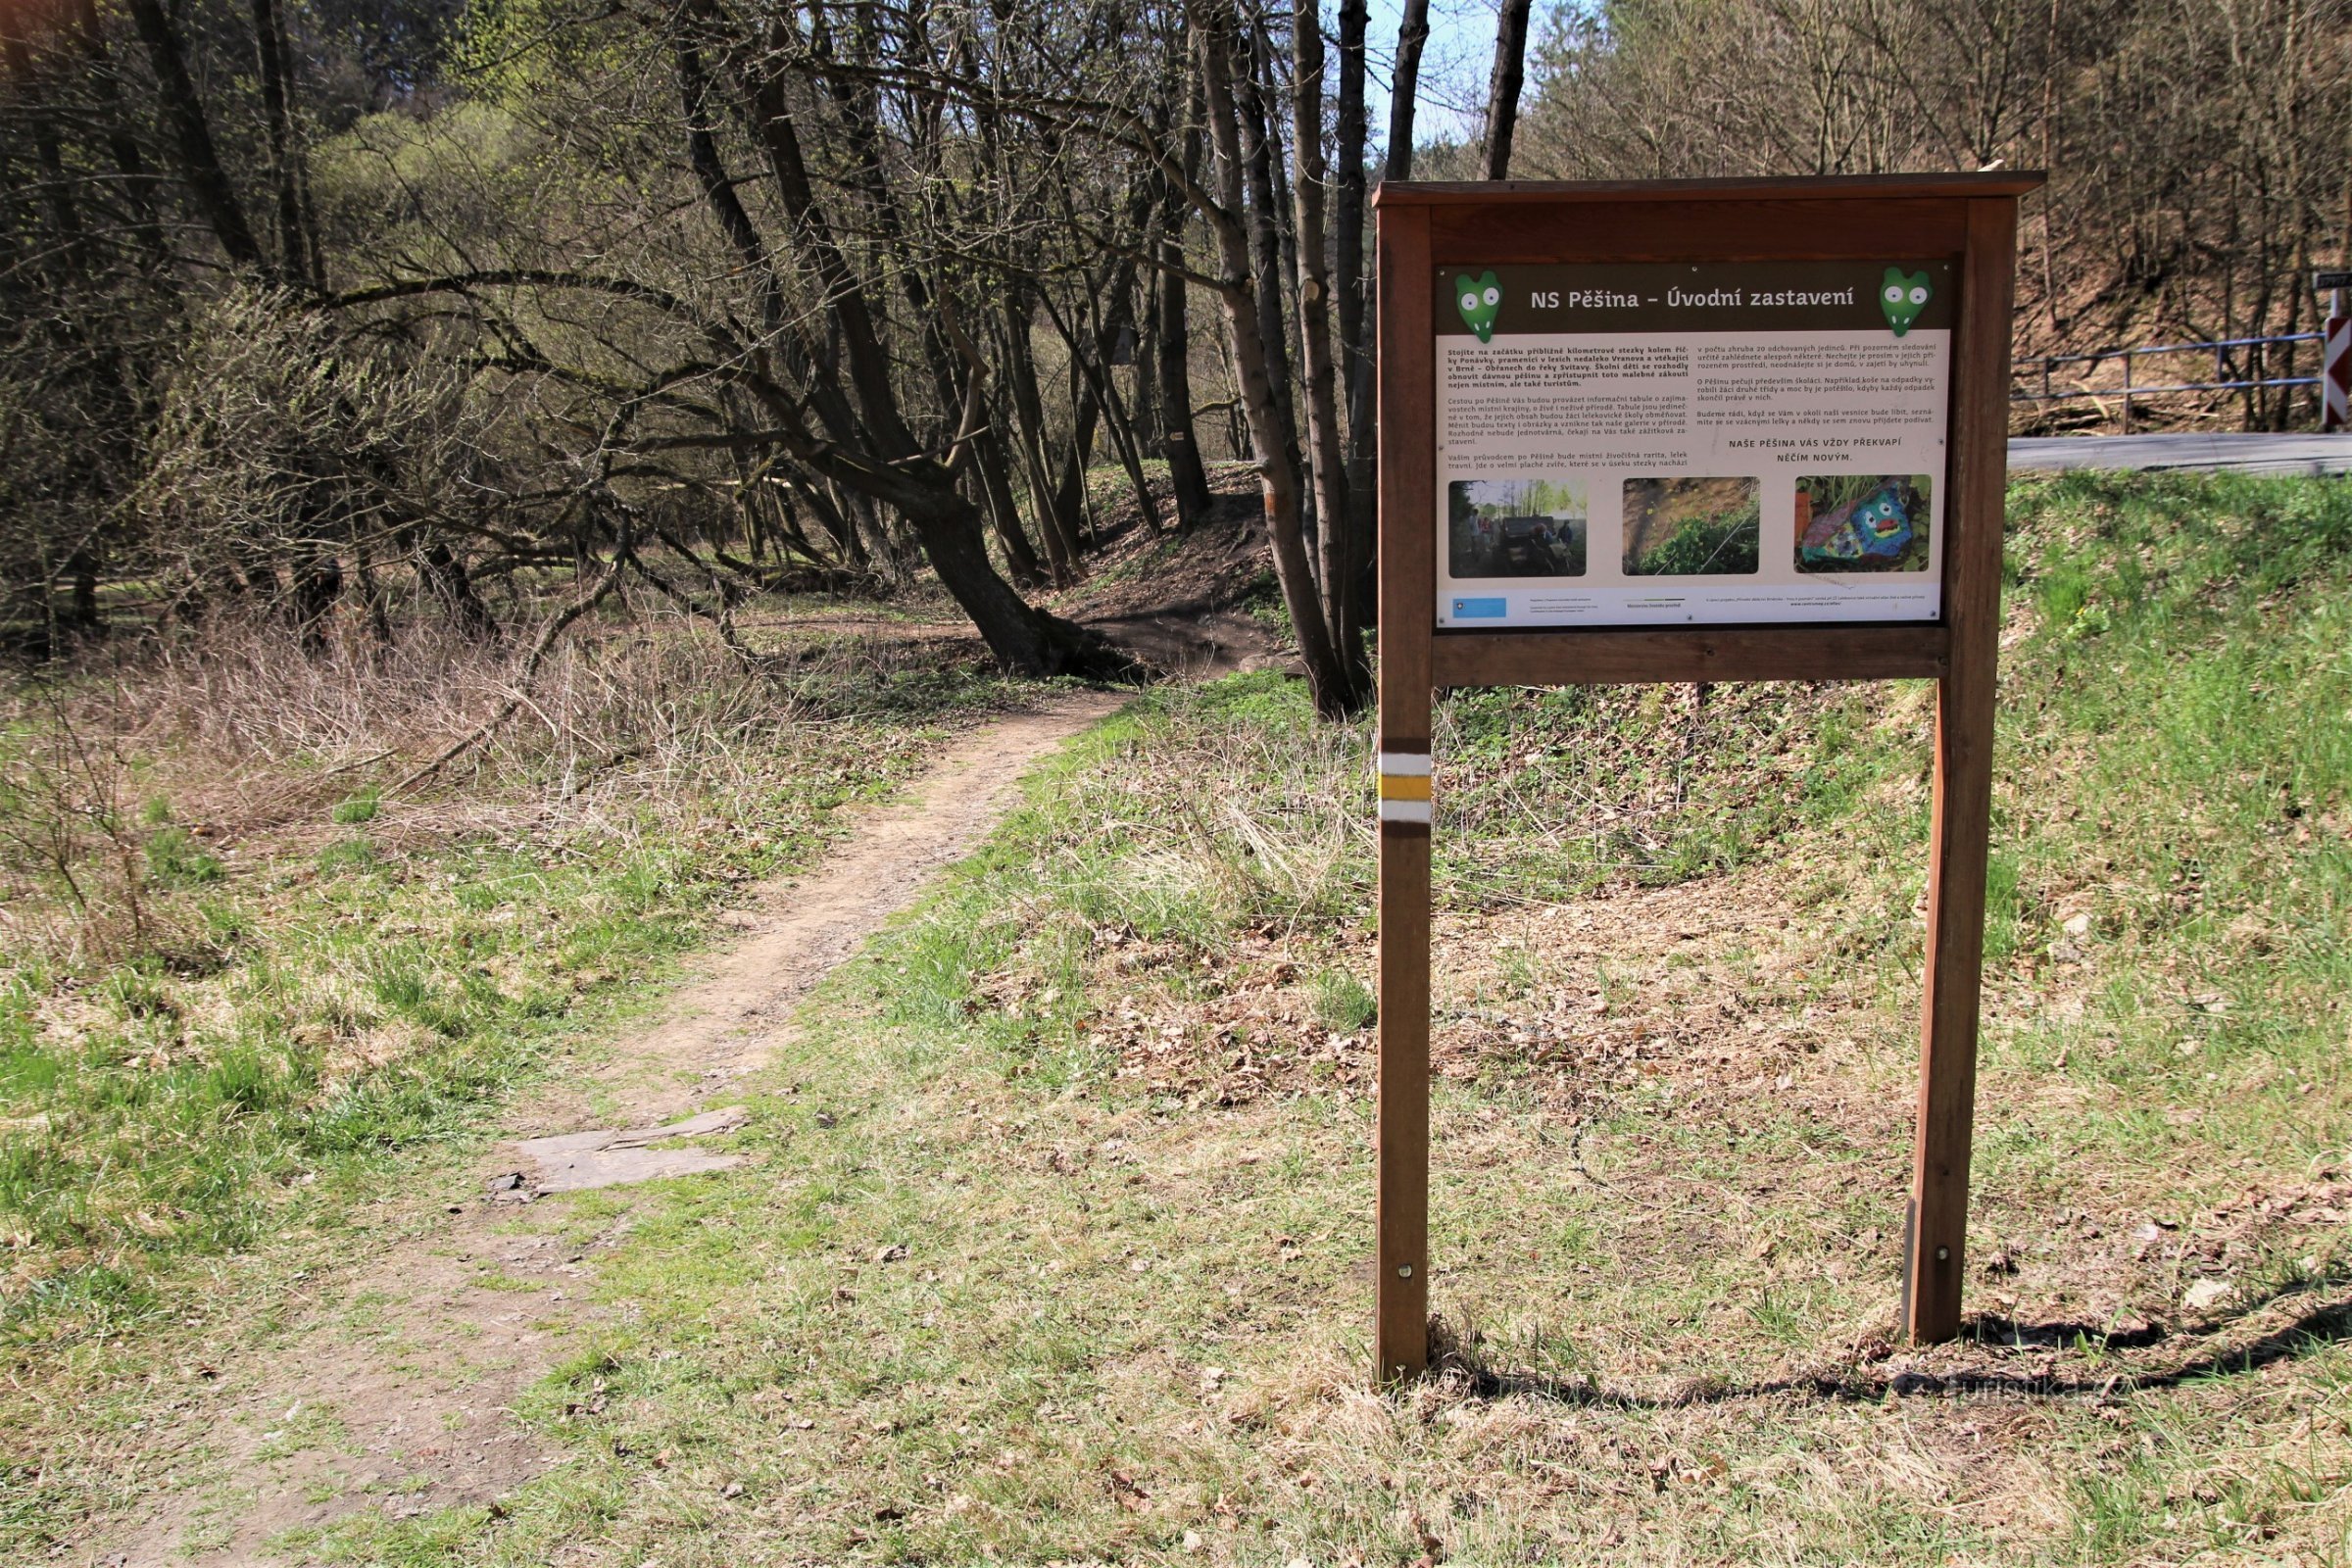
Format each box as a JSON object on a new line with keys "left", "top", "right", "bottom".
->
{"left": 1372, "top": 173, "right": 2043, "bottom": 1383}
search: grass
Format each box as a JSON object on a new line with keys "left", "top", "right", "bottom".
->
{"left": 20, "top": 470, "right": 2352, "bottom": 1564}
{"left": 1623, "top": 478, "right": 1764, "bottom": 576}
{"left": 0, "top": 607, "right": 1041, "bottom": 1550}
{"left": 1626, "top": 509, "right": 1762, "bottom": 575}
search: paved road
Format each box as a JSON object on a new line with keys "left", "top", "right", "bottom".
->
{"left": 2010, "top": 433, "right": 2352, "bottom": 475}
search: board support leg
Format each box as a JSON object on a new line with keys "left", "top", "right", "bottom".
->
{"left": 1903, "top": 195, "right": 2016, "bottom": 1345}
{"left": 1375, "top": 716, "right": 1434, "bottom": 1384}
{"left": 1903, "top": 668, "right": 1993, "bottom": 1343}
{"left": 1372, "top": 198, "right": 1437, "bottom": 1384}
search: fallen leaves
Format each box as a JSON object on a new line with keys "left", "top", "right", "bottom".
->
{"left": 2183, "top": 1277, "right": 2235, "bottom": 1312}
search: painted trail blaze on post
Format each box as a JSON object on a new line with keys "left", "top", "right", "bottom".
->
{"left": 1371, "top": 173, "right": 2040, "bottom": 1384}
{"left": 1376, "top": 751, "right": 1433, "bottom": 824}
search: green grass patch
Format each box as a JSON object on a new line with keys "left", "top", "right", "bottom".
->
{"left": 0, "top": 648, "right": 1026, "bottom": 1357}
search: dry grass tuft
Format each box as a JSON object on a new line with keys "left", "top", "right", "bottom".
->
{"left": 1, "top": 604, "right": 1012, "bottom": 964}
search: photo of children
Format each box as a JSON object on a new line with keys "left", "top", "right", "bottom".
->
{"left": 1793, "top": 473, "right": 1934, "bottom": 572}
{"left": 1620, "top": 477, "right": 1760, "bottom": 576}
{"left": 1447, "top": 478, "right": 1589, "bottom": 577}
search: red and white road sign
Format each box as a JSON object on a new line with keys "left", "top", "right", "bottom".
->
{"left": 2325, "top": 315, "right": 2352, "bottom": 431}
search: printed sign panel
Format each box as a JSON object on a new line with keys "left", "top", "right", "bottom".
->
{"left": 1436, "top": 261, "right": 1954, "bottom": 628}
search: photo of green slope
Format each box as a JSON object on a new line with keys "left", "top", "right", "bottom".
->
{"left": 1621, "top": 476, "right": 1762, "bottom": 576}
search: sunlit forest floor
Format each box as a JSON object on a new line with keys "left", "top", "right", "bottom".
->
{"left": 10, "top": 471, "right": 2352, "bottom": 1564}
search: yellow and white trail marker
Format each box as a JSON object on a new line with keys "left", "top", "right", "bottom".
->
{"left": 1377, "top": 751, "right": 1432, "bottom": 825}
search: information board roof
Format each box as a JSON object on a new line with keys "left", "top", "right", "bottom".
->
{"left": 1373, "top": 172, "right": 2048, "bottom": 207}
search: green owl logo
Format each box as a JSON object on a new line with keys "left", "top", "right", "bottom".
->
{"left": 1880, "top": 268, "right": 1931, "bottom": 336}
{"left": 1454, "top": 271, "right": 1501, "bottom": 343}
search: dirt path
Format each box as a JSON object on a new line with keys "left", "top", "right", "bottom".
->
{"left": 88, "top": 693, "right": 1125, "bottom": 1566}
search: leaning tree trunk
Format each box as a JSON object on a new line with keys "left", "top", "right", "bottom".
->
{"left": 865, "top": 463, "right": 1123, "bottom": 677}
{"left": 727, "top": 39, "right": 1121, "bottom": 678}
{"left": 122, "top": 0, "right": 266, "bottom": 275}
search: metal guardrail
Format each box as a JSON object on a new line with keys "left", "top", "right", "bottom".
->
{"left": 2013, "top": 332, "right": 2321, "bottom": 430}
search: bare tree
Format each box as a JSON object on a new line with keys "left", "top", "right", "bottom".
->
{"left": 1386, "top": 0, "right": 1432, "bottom": 180}
{"left": 1195, "top": 1, "right": 1364, "bottom": 712}
{"left": 1484, "top": 0, "right": 1534, "bottom": 179}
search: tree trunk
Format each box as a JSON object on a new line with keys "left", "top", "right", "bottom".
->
{"left": 1, "top": 19, "right": 91, "bottom": 280}
{"left": 1387, "top": 0, "right": 1432, "bottom": 181}
{"left": 354, "top": 536, "right": 395, "bottom": 646}
{"left": 1050, "top": 318, "right": 1104, "bottom": 546}
{"left": 250, "top": 0, "right": 318, "bottom": 290}
{"left": 975, "top": 425, "right": 1047, "bottom": 587}
{"left": 416, "top": 536, "right": 498, "bottom": 640}
{"left": 1483, "top": 0, "right": 1535, "bottom": 180}
{"left": 1001, "top": 287, "right": 1080, "bottom": 576}
{"left": 1292, "top": 0, "right": 1361, "bottom": 672}
{"left": 895, "top": 485, "right": 1114, "bottom": 676}
{"left": 674, "top": 35, "right": 783, "bottom": 327}
{"left": 1195, "top": 4, "right": 1363, "bottom": 715}
{"left": 122, "top": 0, "right": 266, "bottom": 275}
{"left": 1131, "top": 270, "right": 1161, "bottom": 440}
{"left": 1046, "top": 275, "right": 1162, "bottom": 534}
{"left": 68, "top": 0, "right": 172, "bottom": 271}
{"left": 291, "top": 549, "right": 341, "bottom": 653}
{"left": 1155, "top": 182, "right": 1217, "bottom": 527}
{"left": 1334, "top": 0, "right": 1376, "bottom": 644}
{"left": 789, "top": 473, "right": 866, "bottom": 568}
{"left": 69, "top": 551, "right": 100, "bottom": 635}
{"left": 1233, "top": 25, "right": 1303, "bottom": 503}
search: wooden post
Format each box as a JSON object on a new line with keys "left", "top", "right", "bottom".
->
{"left": 1374, "top": 200, "right": 1435, "bottom": 1383}
{"left": 1902, "top": 196, "right": 2018, "bottom": 1344}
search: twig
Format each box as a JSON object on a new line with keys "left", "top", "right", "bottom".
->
{"left": 319, "top": 748, "right": 397, "bottom": 778}
{"left": 387, "top": 557, "right": 622, "bottom": 795}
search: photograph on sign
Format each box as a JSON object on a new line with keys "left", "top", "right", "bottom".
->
{"left": 1436, "top": 262, "right": 1954, "bottom": 628}
{"left": 1446, "top": 478, "right": 1589, "bottom": 577}
{"left": 1794, "top": 471, "right": 1933, "bottom": 572}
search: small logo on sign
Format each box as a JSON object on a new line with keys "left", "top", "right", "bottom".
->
{"left": 1451, "top": 597, "right": 1507, "bottom": 618}
{"left": 1453, "top": 272, "right": 1501, "bottom": 343}
{"left": 1881, "top": 268, "right": 1932, "bottom": 336}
